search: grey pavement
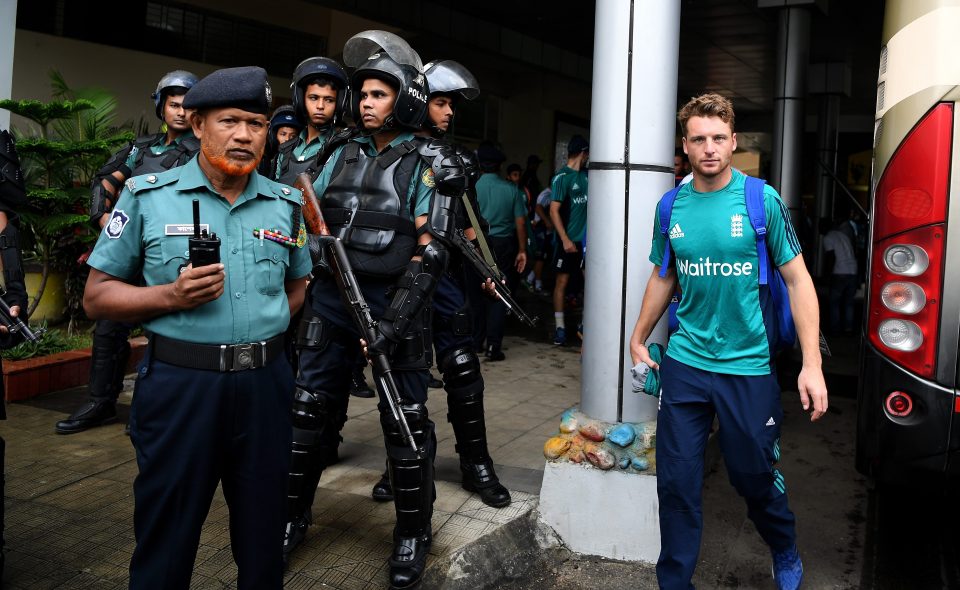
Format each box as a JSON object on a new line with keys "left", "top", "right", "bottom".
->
{"left": 0, "top": 331, "right": 867, "bottom": 589}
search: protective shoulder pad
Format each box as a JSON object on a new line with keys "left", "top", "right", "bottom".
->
{"left": 415, "top": 137, "right": 452, "bottom": 162}
{"left": 123, "top": 166, "right": 181, "bottom": 195}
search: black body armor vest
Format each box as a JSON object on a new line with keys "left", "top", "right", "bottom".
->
{"left": 322, "top": 140, "right": 422, "bottom": 277}
{"left": 130, "top": 134, "right": 200, "bottom": 176}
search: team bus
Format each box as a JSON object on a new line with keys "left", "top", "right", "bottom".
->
{"left": 856, "top": 0, "right": 960, "bottom": 485}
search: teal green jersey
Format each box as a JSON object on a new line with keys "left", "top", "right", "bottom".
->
{"left": 123, "top": 131, "right": 195, "bottom": 170}
{"left": 550, "top": 165, "right": 588, "bottom": 242}
{"left": 475, "top": 173, "right": 526, "bottom": 237}
{"left": 648, "top": 170, "right": 802, "bottom": 375}
{"left": 274, "top": 128, "right": 327, "bottom": 180}
{"left": 87, "top": 157, "right": 312, "bottom": 344}
{"left": 312, "top": 132, "right": 433, "bottom": 218}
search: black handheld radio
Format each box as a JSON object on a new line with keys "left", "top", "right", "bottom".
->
{"left": 188, "top": 199, "right": 220, "bottom": 267}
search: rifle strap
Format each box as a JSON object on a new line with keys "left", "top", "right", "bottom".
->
{"left": 460, "top": 193, "right": 500, "bottom": 274}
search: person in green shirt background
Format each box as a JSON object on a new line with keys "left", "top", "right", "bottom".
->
{"left": 472, "top": 144, "right": 527, "bottom": 360}
{"left": 549, "top": 134, "right": 589, "bottom": 345}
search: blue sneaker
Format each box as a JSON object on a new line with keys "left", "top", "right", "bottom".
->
{"left": 553, "top": 327, "right": 566, "bottom": 345}
{"left": 771, "top": 546, "right": 803, "bottom": 590}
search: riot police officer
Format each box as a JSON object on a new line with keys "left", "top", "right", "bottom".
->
{"left": 259, "top": 105, "right": 303, "bottom": 177}
{"left": 370, "top": 59, "right": 512, "bottom": 509}
{"left": 83, "top": 66, "right": 311, "bottom": 589}
{"left": 0, "top": 128, "right": 30, "bottom": 577}
{"left": 272, "top": 56, "right": 349, "bottom": 186}
{"left": 56, "top": 70, "right": 200, "bottom": 434}
{"left": 283, "top": 31, "right": 466, "bottom": 589}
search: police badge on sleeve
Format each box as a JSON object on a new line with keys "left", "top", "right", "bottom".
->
{"left": 106, "top": 209, "right": 130, "bottom": 239}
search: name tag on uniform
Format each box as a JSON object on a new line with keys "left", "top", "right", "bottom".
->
{"left": 165, "top": 224, "right": 209, "bottom": 236}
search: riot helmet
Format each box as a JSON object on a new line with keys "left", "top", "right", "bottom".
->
{"left": 151, "top": 70, "right": 199, "bottom": 120}
{"left": 267, "top": 105, "right": 303, "bottom": 153}
{"left": 423, "top": 60, "right": 479, "bottom": 136}
{"left": 290, "top": 57, "right": 349, "bottom": 127}
{"left": 344, "top": 31, "right": 427, "bottom": 132}
{"left": 424, "top": 60, "right": 479, "bottom": 101}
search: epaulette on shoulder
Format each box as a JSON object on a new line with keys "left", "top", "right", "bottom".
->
{"left": 264, "top": 177, "right": 303, "bottom": 205}
{"left": 124, "top": 166, "right": 181, "bottom": 195}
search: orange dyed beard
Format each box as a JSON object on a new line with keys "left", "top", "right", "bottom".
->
{"left": 201, "top": 143, "right": 260, "bottom": 177}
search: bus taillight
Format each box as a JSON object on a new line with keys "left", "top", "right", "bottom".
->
{"left": 867, "top": 103, "right": 951, "bottom": 379}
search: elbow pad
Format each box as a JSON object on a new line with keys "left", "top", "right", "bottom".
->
{"left": 424, "top": 191, "right": 458, "bottom": 245}
{"left": 89, "top": 145, "right": 133, "bottom": 226}
{"left": 380, "top": 240, "right": 448, "bottom": 342}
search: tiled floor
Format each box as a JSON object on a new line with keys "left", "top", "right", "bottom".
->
{"left": 1, "top": 334, "right": 582, "bottom": 589}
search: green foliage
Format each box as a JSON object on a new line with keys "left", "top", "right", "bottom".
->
{"left": 0, "top": 70, "right": 135, "bottom": 322}
{"left": 0, "top": 325, "right": 92, "bottom": 361}
{"left": 0, "top": 99, "right": 95, "bottom": 130}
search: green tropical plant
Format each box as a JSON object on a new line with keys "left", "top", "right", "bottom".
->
{"left": 0, "top": 71, "right": 134, "bottom": 327}
{"left": 0, "top": 324, "right": 92, "bottom": 361}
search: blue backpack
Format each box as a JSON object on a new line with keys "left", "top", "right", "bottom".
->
{"left": 657, "top": 175, "right": 797, "bottom": 353}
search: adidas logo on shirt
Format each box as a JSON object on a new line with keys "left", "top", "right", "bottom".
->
{"left": 765, "top": 417, "right": 776, "bottom": 426}
{"left": 669, "top": 223, "right": 685, "bottom": 239}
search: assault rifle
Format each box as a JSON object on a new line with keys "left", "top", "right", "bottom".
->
{"left": 450, "top": 230, "right": 539, "bottom": 328}
{"left": 294, "top": 173, "right": 421, "bottom": 457}
{"left": 0, "top": 287, "right": 42, "bottom": 343}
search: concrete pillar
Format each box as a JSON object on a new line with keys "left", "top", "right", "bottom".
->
{"left": 769, "top": 6, "right": 810, "bottom": 221}
{"left": 0, "top": 0, "right": 18, "bottom": 130}
{"left": 538, "top": 0, "right": 680, "bottom": 563}
{"left": 580, "top": 0, "right": 678, "bottom": 424}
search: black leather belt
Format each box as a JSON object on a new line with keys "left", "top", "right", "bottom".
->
{"left": 151, "top": 334, "right": 285, "bottom": 372}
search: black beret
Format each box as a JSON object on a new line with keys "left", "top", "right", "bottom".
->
{"left": 183, "top": 66, "right": 273, "bottom": 115}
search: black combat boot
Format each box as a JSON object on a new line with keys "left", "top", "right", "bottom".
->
{"left": 56, "top": 326, "right": 129, "bottom": 434}
{"left": 448, "top": 390, "right": 511, "bottom": 508}
{"left": 371, "top": 460, "right": 393, "bottom": 502}
{"left": 382, "top": 404, "right": 435, "bottom": 590}
{"left": 350, "top": 364, "right": 375, "bottom": 398}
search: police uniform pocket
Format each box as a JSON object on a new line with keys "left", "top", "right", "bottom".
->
{"left": 254, "top": 241, "right": 289, "bottom": 296}
{"left": 160, "top": 237, "right": 190, "bottom": 281}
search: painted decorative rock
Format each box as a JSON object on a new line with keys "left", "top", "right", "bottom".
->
{"left": 631, "top": 456, "right": 650, "bottom": 471}
{"left": 543, "top": 436, "right": 571, "bottom": 460}
{"left": 584, "top": 444, "right": 616, "bottom": 470}
{"left": 608, "top": 423, "right": 636, "bottom": 448}
{"left": 619, "top": 457, "right": 631, "bottom": 469}
{"left": 579, "top": 422, "right": 606, "bottom": 442}
{"left": 560, "top": 409, "right": 578, "bottom": 433}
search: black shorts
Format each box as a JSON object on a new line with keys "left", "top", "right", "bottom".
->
{"left": 554, "top": 241, "right": 583, "bottom": 274}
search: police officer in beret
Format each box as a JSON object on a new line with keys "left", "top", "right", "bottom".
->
{"left": 82, "top": 66, "right": 312, "bottom": 590}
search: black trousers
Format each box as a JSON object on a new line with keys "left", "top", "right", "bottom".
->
{"left": 127, "top": 347, "right": 294, "bottom": 590}
{"left": 473, "top": 235, "right": 519, "bottom": 351}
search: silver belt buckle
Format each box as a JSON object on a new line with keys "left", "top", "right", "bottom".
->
{"left": 232, "top": 343, "right": 256, "bottom": 371}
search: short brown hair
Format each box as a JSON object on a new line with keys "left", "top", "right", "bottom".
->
{"left": 678, "top": 93, "right": 735, "bottom": 137}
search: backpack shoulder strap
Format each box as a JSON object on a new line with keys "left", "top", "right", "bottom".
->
{"left": 656, "top": 185, "right": 683, "bottom": 278}
{"left": 743, "top": 175, "right": 769, "bottom": 285}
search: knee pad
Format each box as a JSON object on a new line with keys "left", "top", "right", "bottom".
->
{"left": 380, "top": 403, "right": 435, "bottom": 456}
{"left": 440, "top": 348, "right": 483, "bottom": 396}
